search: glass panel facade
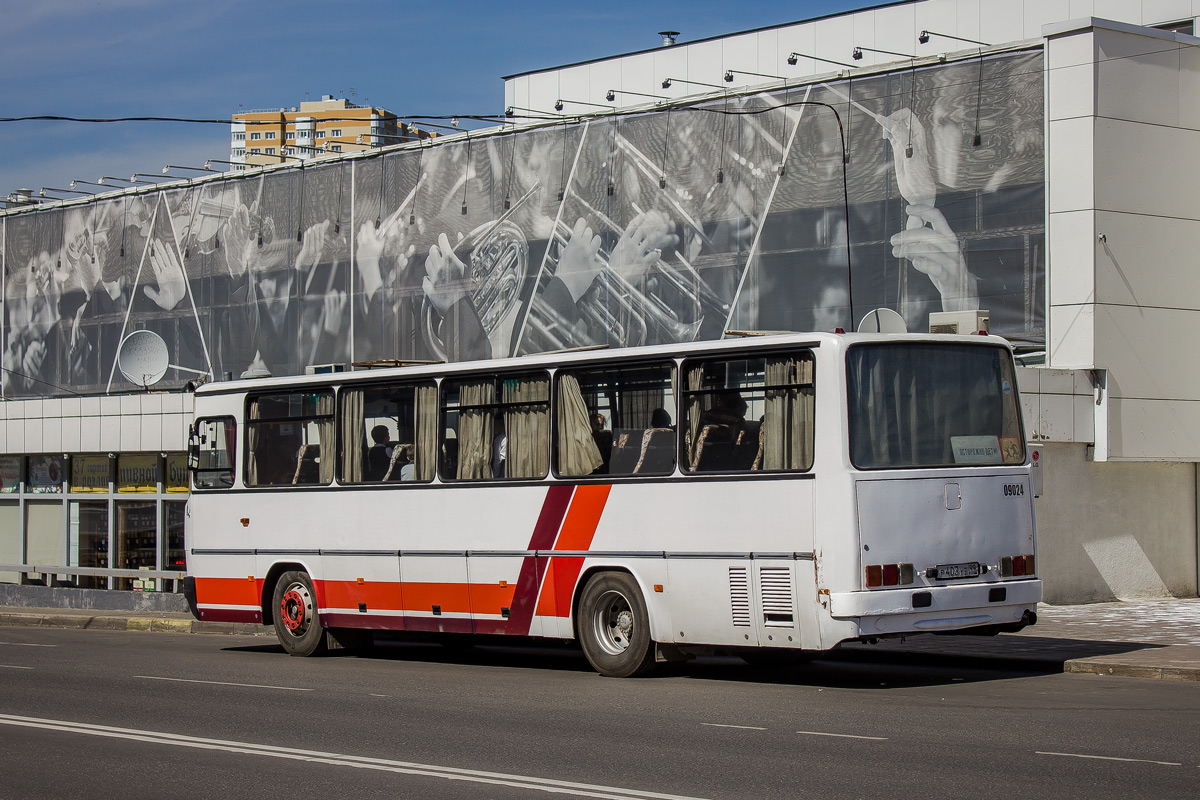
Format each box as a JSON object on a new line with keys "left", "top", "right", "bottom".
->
{"left": 0, "top": 503, "right": 18, "bottom": 582}
{"left": 164, "top": 502, "right": 186, "bottom": 572}
{"left": 25, "top": 501, "right": 62, "bottom": 572}
{"left": 115, "top": 501, "right": 157, "bottom": 590}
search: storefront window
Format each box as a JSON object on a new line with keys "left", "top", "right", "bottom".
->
{"left": 117, "top": 455, "right": 158, "bottom": 493}
{"left": 69, "top": 501, "right": 108, "bottom": 590}
{"left": 164, "top": 502, "right": 186, "bottom": 573}
{"left": 24, "top": 502, "right": 62, "bottom": 580}
{"left": 115, "top": 501, "right": 157, "bottom": 590}
{"left": 165, "top": 455, "right": 189, "bottom": 494}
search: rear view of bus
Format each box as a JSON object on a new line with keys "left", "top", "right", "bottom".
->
{"left": 826, "top": 338, "right": 1039, "bottom": 646}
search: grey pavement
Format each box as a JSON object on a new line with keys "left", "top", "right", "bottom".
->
{"left": 3, "top": 598, "right": 1200, "bottom": 681}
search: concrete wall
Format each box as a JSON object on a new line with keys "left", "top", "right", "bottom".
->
{"left": 1035, "top": 442, "right": 1199, "bottom": 602}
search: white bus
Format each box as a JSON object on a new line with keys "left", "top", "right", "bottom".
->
{"left": 183, "top": 332, "right": 1039, "bottom": 677}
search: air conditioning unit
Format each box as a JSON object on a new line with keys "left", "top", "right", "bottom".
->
{"left": 929, "top": 310, "right": 989, "bottom": 335}
{"left": 305, "top": 363, "right": 347, "bottom": 375}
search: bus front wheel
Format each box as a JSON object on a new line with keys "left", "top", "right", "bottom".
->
{"left": 578, "top": 572, "right": 657, "bottom": 678}
{"left": 272, "top": 571, "right": 328, "bottom": 657}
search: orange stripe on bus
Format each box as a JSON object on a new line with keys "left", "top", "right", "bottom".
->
{"left": 195, "top": 577, "right": 261, "bottom": 608}
{"left": 535, "top": 484, "right": 612, "bottom": 618}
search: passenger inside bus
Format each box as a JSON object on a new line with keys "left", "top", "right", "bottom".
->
{"left": 366, "top": 425, "right": 392, "bottom": 482}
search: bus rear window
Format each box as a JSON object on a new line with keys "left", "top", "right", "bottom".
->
{"left": 847, "top": 343, "right": 1024, "bottom": 469}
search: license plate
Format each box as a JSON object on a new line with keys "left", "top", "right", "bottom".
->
{"left": 935, "top": 562, "right": 981, "bottom": 580}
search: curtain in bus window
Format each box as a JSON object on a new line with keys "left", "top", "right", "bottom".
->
{"left": 557, "top": 374, "right": 603, "bottom": 477}
{"left": 684, "top": 365, "right": 705, "bottom": 468}
{"left": 246, "top": 401, "right": 261, "bottom": 485}
{"left": 504, "top": 375, "right": 549, "bottom": 478}
{"left": 315, "top": 392, "right": 336, "bottom": 484}
{"left": 415, "top": 384, "right": 438, "bottom": 482}
{"left": 458, "top": 380, "right": 496, "bottom": 479}
{"left": 763, "top": 356, "right": 814, "bottom": 471}
{"left": 339, "top": 389, "right": 366, "bottom": 482}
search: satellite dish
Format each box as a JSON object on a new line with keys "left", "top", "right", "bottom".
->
{"left": 858, "top": 308, "right": 908, "bottom": 334}
{"left": 117, "top": 330, "right": 170, "bottom": 388}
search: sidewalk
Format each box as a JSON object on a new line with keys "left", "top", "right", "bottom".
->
{"left": 3, "top": 599, "right": 1199, "bottom": 681}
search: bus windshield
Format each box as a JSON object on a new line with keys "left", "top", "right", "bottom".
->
{"left": 847, "top": 342, "right": 1024, "bottom": 469}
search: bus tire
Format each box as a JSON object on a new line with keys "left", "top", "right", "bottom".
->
{"left": 578, "top": 572, "right": 657, "bottom": 678}
{"left": 272, "top": 571, "right": 328, "bottom": 657}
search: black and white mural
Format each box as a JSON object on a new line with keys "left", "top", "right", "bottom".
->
{"left": 2, "top": 50, "right": 1043, "bottom": 398}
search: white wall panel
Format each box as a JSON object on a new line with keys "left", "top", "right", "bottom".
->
{"left": 956, "top": 0, "right": 983, "bottom": 42}
{"left": 24, "top": 420, "right": 42, "bottom": 453}
{"left": 754, "top": 30, "right": 782, "bottom": 76}
{"left": 1069, "top": 0, "right": 1096, "bottom": 19}
{"left": 42, "top": 418, "right": 61, "bottom": 454}
{"left": 1048, "top": 61, "right": 1095, "bottom": 120}
{"left": 80, "top": 417, "right": 100, "bottom": 452}
{"left": 1143, "top": 0, "right": 1196, "bottom": 24}
{"left": 1178, "top": 43, "right": 1200, "bottom": 128}
{"left": 1092, "top": 0, "right": 1149, "bottom": 24}
{"left": 1096, "top": 304, "right": 1200, "bottom": 400}
{"left": 5, "top": 421, "right": 21, "bottom": 454}
{"left": 558, "top": 68, "right": 592, "bottom": 110}
{"left": 1049, "top": 302, "right": 1095, "bottom": 367}
{"left": 140, "top": 414, "right": 160, "bottom": 452}
{"left": 812, "top": 15, "right": 856, "bottom": 68}
{"left": 1048, "top": 27, "right": 1095, "bottom": 69}
{"left": 620, "top": 53, "right": 656, "bottom": 100}
{"left": 1097, "top": 38, "right": 1181, "bottom": 128}
{"left": 777, "top": 23, "right": 818, "bottom": 78}
{"left": 914, "top": 0, "right": 961, "bottom": 43}
{"left": 653, "top": 47, "right": 690, "bottom": 98}
{"left": 980, "top": 0, "right": 1024, "bottom": 45}
{"left": 100, "top": 415, "right": 120, "bottom": 451}
{"left": 1107, "top": 397, "right": 1200, "bottom": 458}
{"left": 587, "top": 61, "right": 623, "bottom": 107}
{"left": 162, "top": 414, "right": 187, "bottom": 451}
{"left": 1094, "top": 117, "right": 1200, "bottom": 218}
{"left": 874, "top": 4, "right": 920, "bottom": 56}
{"left": 1048, "top": 209, "right": 1095, "bottom": 305}
{"left": 1094, "top": 211, "right": 1200, "bottom": 309}
{"left": 685, "top": 40, "right": 725, "bottom": 86}
{"left": 1047, "top": 116, "right": 1094, "bottom": 212}
{"left": 1074, "top": 392, "right": 1097, "bottom": 441}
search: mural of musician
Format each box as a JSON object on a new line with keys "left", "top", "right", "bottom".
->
{"left": 0, "top": 50, "right": 1044, "bottom": 398}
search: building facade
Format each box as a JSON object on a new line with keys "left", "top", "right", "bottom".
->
{"left": 2, "top": 0, "right": 1200, "bottom": 603}
{"left": 231, "top": 96, "right": 424, "bottom": 169}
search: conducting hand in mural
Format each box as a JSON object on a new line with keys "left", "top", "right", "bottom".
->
{"left": 355, "top": 220, "right": 415, "bottom": 304}
{"left": 144, "top": 240, "right": 187, "bottom": 311}
{"left": 890, "top": 204, "right": 979, "bottom": 311}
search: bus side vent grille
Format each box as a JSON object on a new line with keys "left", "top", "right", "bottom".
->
{"left": 759, "top": 567, "right": 794, "bottom": 627}
{"left": 729, "top": 567, "right": 751, "bottom": 627}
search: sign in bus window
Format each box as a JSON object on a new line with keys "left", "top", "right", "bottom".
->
{"left": 682, "top": 352, "right": 814, "bottom": 473}
{"left": 555, "top": 362, "right": 676, "bottom": 477}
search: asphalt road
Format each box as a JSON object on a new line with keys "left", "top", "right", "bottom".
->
{"left": 2, "top": 627, "right": 1199, "bottom": 799}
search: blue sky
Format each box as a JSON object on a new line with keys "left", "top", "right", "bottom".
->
{"left": 1, "top": 0, "right": 864, "bottom": 199}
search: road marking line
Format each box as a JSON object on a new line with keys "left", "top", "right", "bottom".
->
{"left": 0, "top": 642, "right": 57, "bottom": 647}
{"left": 0, "top": 665, "right": 33, "bottom": 670}
{"left": 133, "top": 675, "right": 313, "bottom": 692}
{"left": 1036, "top": 751, "right": 1181, "bottom": 766}
{"left": 0, "top": 713, "right": 711, "bottom": 800}
{"left": 796, "top": 730, "right": 888, "bottom": 741}
{"left": 700, "top": 723, "right": 767, "bottom": 731}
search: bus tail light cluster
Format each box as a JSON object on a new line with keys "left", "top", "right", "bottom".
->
{"left": 1000, "top": 554, "right": 1035, "bottom": 577}
{"left": 865, "top": 563, "right": 915, "bottom": 588}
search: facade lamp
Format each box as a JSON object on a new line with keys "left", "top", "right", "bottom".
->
{"left": 786, "top": 52, "right": 856, "bottom": 69}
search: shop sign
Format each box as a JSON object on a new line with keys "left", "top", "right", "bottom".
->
{"left": 70, "top": 455, "right": 110, "bottom": 493}
{"left": 117, "top": 455, "right": 158, "bottom": 493}
{"left": 27, "top": 455, "right": 64, "bottom": 493}
{"left": 165, "top": 454, "right": 189, "bottom": 493}
{"left": 0, "top": 456, "right": 20, "bottom": 492}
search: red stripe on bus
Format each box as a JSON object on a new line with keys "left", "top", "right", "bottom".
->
{"left": 535, "top": 483, "right": 612, "bottom": 618}
{"left": 488, "top": 484, "right": 575, "bottom": 635}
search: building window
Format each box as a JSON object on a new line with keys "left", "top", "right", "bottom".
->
{"left": 265, "top": 147, "right": 276, "bottom": 155}
{"left": 316, "top": 131, "right": 325, "bottom": 138}
{"left": 286, "top": 132, "right": 295, "bottom": 140}
{"left": 298, "top": 130, "right": 310, "bottom": 139}
{"left": 233, "top": 132, "right": 245, "bottom": 141}
{"left": 249, "top": 132, "right": 261, "bottom": 140}
{"left": 330, "top": 145, "right": 342, "bottom": 152}
{"left": 331, "top": 129, "right": 341, "bottom": 137}
{"left": 285, "top": 147, "right": 295, "bottom": 155}
{"left": 249, "top": 148, "right": 260, "bottom": 154}
{"left": 232, "top": 148, "right": 245, "bottom": 157}
{"left": 265, "top": 132, "right": 276, "bottom": 140}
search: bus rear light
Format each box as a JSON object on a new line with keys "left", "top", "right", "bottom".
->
{"left": 865, "top": 563, "right": 914, "bottom": 588}
{"left": 999, "top": 554, "right": 1036, "bottom": 578}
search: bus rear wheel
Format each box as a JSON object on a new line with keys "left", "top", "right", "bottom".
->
{"left": 272, "top": 571, "right": 328, "bottom": 657}
{"left": 578, "top": 572, "right": 656, "bottom": 678}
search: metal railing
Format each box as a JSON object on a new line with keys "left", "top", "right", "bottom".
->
{"left": 0, "top": 564, "right": 187, "bottom": 590}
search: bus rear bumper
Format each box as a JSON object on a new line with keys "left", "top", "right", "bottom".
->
{"left": 828, "top": 579, "right": 1041, "bottom": 636}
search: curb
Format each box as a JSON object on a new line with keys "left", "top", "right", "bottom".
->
{"left": 1062, "top": 660, "right": 1200, "bottom": 681}
{"left": 0, "top": 611, "right": 269, "bottom": 637}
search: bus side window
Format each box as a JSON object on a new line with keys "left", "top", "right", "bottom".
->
{"left": 441, "top": 371, "right": 549, "bottom": 481}
{"left": 192, "top": 417, "right": 236, "bottom": 489}
{"left": 555, "top": 361, "right": 676, "bottom": 478}
{"left": 338, "top": 382, "right": 436, "bottom": 484}
{"left": 246, "top": 391, "right": 335, "bottom": 487}
{"left": 683, "top": 352, "right": 814, "bottom": 473}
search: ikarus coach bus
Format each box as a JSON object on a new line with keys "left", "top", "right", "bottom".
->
{"left": 183, "top": 331, "right": 1040, "bottom": 676}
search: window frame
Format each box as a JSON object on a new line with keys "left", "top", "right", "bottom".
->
{"left": 439, "top": 369, "right": 551, "bottom": 483}
{"left": 337, "top": 379, "right": 437, "bottom": 485}
{"left": 190, "top": 415, "right": 237, "bottom": 490}
{"left": 243, "top": 389, "right": 336, "bottom": 488}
